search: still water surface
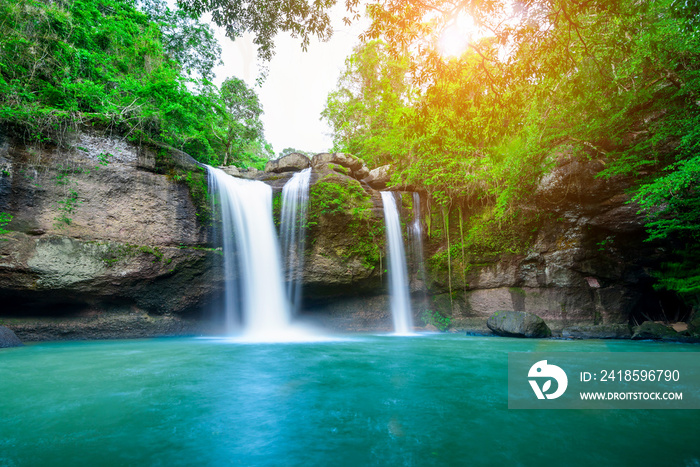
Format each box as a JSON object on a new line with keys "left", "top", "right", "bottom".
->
{"left": 1, "top": 334, "right": 698, "bottom": 466}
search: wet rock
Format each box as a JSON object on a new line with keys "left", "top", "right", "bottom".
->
{"left": 0, "top": 325, "right": 22, "bottom": 348}
{"left": 631, "top": 321, "right": 679, "bottom": 340}
{"left": 302, "top": 172, "right": 385, "bottom": 298}
{"left": 236, "top": 167, "right": 262, "bottom": 179}
{"left": 265, "top": 153, "right": 311, "bottom": 173}
{"left": 562, "top": 324, "right": 632, "bottom": 339}
{"left": 486, "top": 310, "right": 552, "bottom": 338}
{"left": 6, "top": 311, "right": 213, "bottom": 341}
{"left": 219, "top": 166, "right": 241, "bottom": 177}
{"left": 0, "top": 131, "right": 221, "bottom": 329}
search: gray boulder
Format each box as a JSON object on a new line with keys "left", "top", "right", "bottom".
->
{"left": 0, "top": 326, "right": 23, "bottom": 348}
{"left": 562, "top": 324, "right": 632, "bottom": 339}
{"left": 353, "top": 165, "right": 370, "bottom": 180}
{"left": 311, "top": 153, "right": 363, "bottom": 172}
{"left": 486, "top": 311, "right": 552, "bottom": 338}
{"left": 219, "top": 166, "right": 241, "bottom": 177}
{"left": 631, "top": 321, "right": 679, "bottom": 340}
{"left": 363, "top": 164, "right": 391, "bottom": 189}
{"left": 265, "top": 153, "right": 311, "bottom": 173}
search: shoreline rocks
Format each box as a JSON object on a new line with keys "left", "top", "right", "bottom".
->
{"left": 631, "top": 321, "right": 680, "bottom": 340}
{"left": 486, "top": 311, "right": 552, "bottom": 338}
{"left": 562, "top": 324, "right": 632, "bottom": 339}
{"left": 0, "top": 325, "right": 23, "bottom": 348}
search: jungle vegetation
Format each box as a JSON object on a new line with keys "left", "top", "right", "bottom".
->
{"left": 0, "top": 0, "right": 271, "bottom": 168}
{"left": 323, "top": 0, "right": 700, "bottom": 305}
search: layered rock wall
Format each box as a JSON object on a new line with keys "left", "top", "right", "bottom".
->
{"left": 0, "top": 135, "right": 682, "bottom": 338}
{"left": 427, "top": 155, "right": 673, "bottom": 332}
{"left": 0, "top": 131, "right": 221, "bottom": 339}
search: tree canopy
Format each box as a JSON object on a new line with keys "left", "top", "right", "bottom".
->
{"left": 322, "top": 40, "right": 414, "bottom": 167}
{"left": 177, "top": 0, "right": 363, "bottom": 60}
{"left": 0, "top": 0, "right": 271, "bottom": 168}
{"left": 325, "top": 0, "right": 700, "bottom": 304}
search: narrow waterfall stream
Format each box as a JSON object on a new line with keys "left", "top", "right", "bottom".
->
{"left": 380, "top": 191, "right": 414, "bottom": 334}
{"left": 280, "top": 168, "right": 312, "bottom": 314}
{"left": 207, "top": 166, "right": 291, "bottom": 338}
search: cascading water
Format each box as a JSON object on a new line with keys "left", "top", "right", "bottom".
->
{"left": 280, "top": 168, "right": 312, "bottom": 314}
{"left": 381, "top": 191, "right": 414, "bottom": 334}
{"left": 207, "top": 166, "right": 291, "bottom": 338}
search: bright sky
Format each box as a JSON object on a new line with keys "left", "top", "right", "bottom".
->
{"left": 210, "top": 7, "right": 368, "bottom": 156}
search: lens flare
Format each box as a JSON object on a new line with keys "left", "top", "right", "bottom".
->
{"left": 438, "top": 14, "right": 476, "bottom": 58}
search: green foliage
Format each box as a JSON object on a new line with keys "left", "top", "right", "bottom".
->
{"left": 0, "top": 212, "right": 12, "bottom": 239}
{"left": 308, "top": 175, "right": 384, "bottom": 269}
{"left": 137, "top": 0, "right": 222, "bottom": 82}
{"left": 307, "top": 174, "right": 372, "bottom": 225}
{"left": 138, "top": 245, "right": 164, "bottom": 262}
{"left": 214, "top": 77, "right": 265, "bottom": 166}
{"left": 100, "top": 242, "right": 136, "bottom": 266}
{"left": 427, "top": 205, "right": 537, "bottom": 291}
{"left": 633, "top": 156, "right": 700, "bottom": 243}
{"left": 178, "top": 0, "right": 352, "bottom": 61}
{"left": 632, "top": 155, "right": 700, "bottom": 304}
{"left": 326, "top": 163, "right": 349, "bottom": 176}
{"left": 421, "top": 309, "right": 451, "bottom": 331}
{"left": 99, "top": 241, "right": 166, "bottom": 266}
{"left": 322, "top": 0, "right": 700, "bottom": 303}
{"left": 652, "top": 245, "right": 700, "bottom": 307}
{"left": 343, "top": 220, "right": 384, "bottom": 270}
{"left": 322, "top": 40, "right": 414, "bottom": 168}
{"left": 0, "top": 0, "right": 272, "bottom": 167}
{"left": 272, "top": 192, "right": 282, "bottom": 226}
{"left": 95, "top": 152, "right": 111, "bottom": 170}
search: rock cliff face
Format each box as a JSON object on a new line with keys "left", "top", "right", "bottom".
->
{"left": 426, "top": 155, "right": 680, "bottom": 332}
{"left": 0, "top": 136, "right": 397, "bottom": 338}
{"left": 0, "top": 132, "right": 683, "bottom": 338}
{"left": 0, "top": 130, "right": 222, "bottom": 339}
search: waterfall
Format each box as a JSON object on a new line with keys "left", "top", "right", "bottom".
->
{"left": 207, "top": 166, "right": 291, "bottom": 338}
{"left": 280, "top": 168, "right": 311, "bottom": 314}
{"left": 381, "top": 191, "right": 414, "bottom": 334}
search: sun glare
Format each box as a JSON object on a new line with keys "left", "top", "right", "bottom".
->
{"left": 437, "top": 13, "right": 476, "bottom": 58}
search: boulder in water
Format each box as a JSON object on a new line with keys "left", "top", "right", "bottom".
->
{"left": 265, "top": 153, "right": 312, "bottom": 173}
{"left": 631, "top": 321, "right": 679, "bottom": 340}
{"left": 0, "top": 326, "right": 23, "bottom": 348}
{"left": 486, "top": 311, "right": 552, "bottom": 338}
